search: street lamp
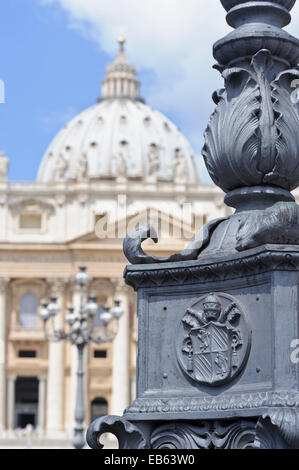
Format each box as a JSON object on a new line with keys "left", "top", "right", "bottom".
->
{"left": 41, "top": 267, "right": 124, "bottom": 449}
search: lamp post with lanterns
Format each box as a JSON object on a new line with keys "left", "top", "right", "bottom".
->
{"left": 40, "top": 267, "right": 124, "bottom": 449}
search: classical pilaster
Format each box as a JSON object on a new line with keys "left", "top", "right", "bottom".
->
{"left": 46, "top": 278, "right": 67, "bottom": 438}
{"left": 7, "top": 375, "right": 16, "bottom": 433}
{"left": 0, "top": 278, "right": 9, "bottom": 434}
{"left": 111, "top": 279, "right": 130, "bottom": 416}
{"left": 55, "top": 194, "right": 67, "bottom": 241}
{"left": 38, "top": 375, "right": 47, "bottom": 435}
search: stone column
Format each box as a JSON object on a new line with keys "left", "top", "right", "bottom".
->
{"left": 111, "top": 279, "right": 130, "bottom": 415}
{"left": 7, "top": 375, "right": 16, "bottom": 433}
{"left": 46, "top": 279, "right": 67, "bottom": 438}
{"left": 38, "top": 375, "right": 47, "bottom": 434}
{"left": 0, "top": 278, "right": 9, "bottom": 434}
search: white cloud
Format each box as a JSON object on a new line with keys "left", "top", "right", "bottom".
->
{"left": 40, "top": 0, "right": 299, "bottom": 182}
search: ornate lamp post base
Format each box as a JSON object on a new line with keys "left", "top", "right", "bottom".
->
{"left": 87, "top": 244, "right": 299, "bottom": 449}
{"left": 73, "top": 428, "right": 86, "bottom": 450}
{"left": 87, "top": 416, "right": 290, "bottom": 449}
{"left": 87, "top": 0, "right": 299, "bottom": 450}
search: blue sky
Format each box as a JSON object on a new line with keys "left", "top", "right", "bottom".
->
{"left": 0, "top": 0, "right": 223, "bottom": 182}
{"left": 0, "top": 0, "right": 202, "bottom": 181}
{"left": 1, "top": 0, "right": 299, "bottom": 182}
{"left": 0, "top": 1, "right": 111, "bottom": 180}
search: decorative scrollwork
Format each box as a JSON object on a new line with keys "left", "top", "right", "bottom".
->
{"left": 259, "top": 408, "right": 299, "bottom": 448}
{"left": 151, "top": 422, "right": 211, "bottom": 449}
{"left": 150, "top": 420, "right": 257, "bottom": 449}
{"left": 254, "top": 413, "right": 299, "bottom": 449}
{"left": 212, "top": 420, "right": 257, "bottom": 449}
{"left": 123, "top": 218, "right": 226, "bottom": 265}
{"left": 86, "top": 415, "right": 148, "bottom": 449}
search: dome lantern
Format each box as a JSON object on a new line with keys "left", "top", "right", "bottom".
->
{"left": 101, "top": 38, "right": 141, "bottom": 101}
{"left": 37, "top": 41, "right": 201, "bottom": 185}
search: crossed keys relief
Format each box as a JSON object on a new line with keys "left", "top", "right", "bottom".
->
{"left": 177, "top": 293, "right": 251, "bottom": 386}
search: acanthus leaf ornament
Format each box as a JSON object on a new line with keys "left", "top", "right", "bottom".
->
{"left": 269, "top": 68, "right": 299, "bottom": 188}
{"left": 150, "top": 420, "right": 257, "bottom": 449}
{"left": 203, "top": 49, "right": 299, "bottom": 193}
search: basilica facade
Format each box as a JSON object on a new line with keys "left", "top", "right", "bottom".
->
{"left": 0, "top": 40, "right": 231, "bottom": 444}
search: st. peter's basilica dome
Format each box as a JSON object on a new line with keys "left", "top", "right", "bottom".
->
{"left": 37, "top": 39, "right": 201, "bottom": 185}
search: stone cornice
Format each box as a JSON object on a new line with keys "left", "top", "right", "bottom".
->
{"left": 0, "top": 277, "right": 10, "bottom": 293}
{"left": 124, "top": 245, "right": 299, "bottom": 290}
{"left": 4, "top": 181, "right": 222, "bottom": 198}
{"left": 46, "top": 277, "right": 71, "bottom": 294}
{"left": 125, "top": 391, "right": 299, "bottom": 418}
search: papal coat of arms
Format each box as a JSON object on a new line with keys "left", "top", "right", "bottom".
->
{"left": 177, "top": 293, "right": 251, "bottom": 386}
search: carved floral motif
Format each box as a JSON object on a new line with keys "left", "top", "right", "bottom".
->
{"left": 151, "top": 421, "right": 257, "bottom": 449}
{"left": 203, "top": 50, "right": 299, "bottom": 193}
{"left": 87, "top": 414, "right": 299, "bottom": 449}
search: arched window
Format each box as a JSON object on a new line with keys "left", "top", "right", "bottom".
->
{"left": 18, "top": 293, "right": 39, "bottom": 328}
{"left": 90, "top": 398, "right": 108, "bottom": 423}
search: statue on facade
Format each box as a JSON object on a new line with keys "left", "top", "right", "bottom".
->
{"left": 115, "top": 140, "right": 129, "bottom": 181}
{"left": 76, "top": 153, "right": 88, "bottom": 182}
{"left": 116, "top": 149, "right": 127, "bottom": 180}
{"left": 146, "top": 143, "right": 160, "bottom": 183}
{"left": 173, "top": 148, "right": 187, "bottom": 184}
{"left": 0, "top": 152, "right": 9, "bottom": 182}
{"left": 52, "top": 153, "right": 68, "bottom": 182}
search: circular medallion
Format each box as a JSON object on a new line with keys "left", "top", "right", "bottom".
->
{"left": 177, "top": 292, "right": 251, "bottom": 386}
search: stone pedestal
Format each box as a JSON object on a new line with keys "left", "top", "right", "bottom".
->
{"left": 87, "top": 245, "right": 299, "bottom": 448}
{"left": 111, "top": 281, "right": 130, "bottom": 416}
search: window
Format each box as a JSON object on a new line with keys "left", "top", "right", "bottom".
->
{"left": 18, "top": 350, "right": 37, "bottom": 358}
{"left": 15, "top": 377, "right": 38, "bottom": 429}
{"left": 18, "top": 293, "right": 39, "bottom": 328}
{"left": 90, "top": 398, "right": 108, "bottom": 423}
{"left": 19, "top": 214, "right": 42, "bottom": 230}
{"left": 94, "top": 350, "right": 107, "bottom": 359}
